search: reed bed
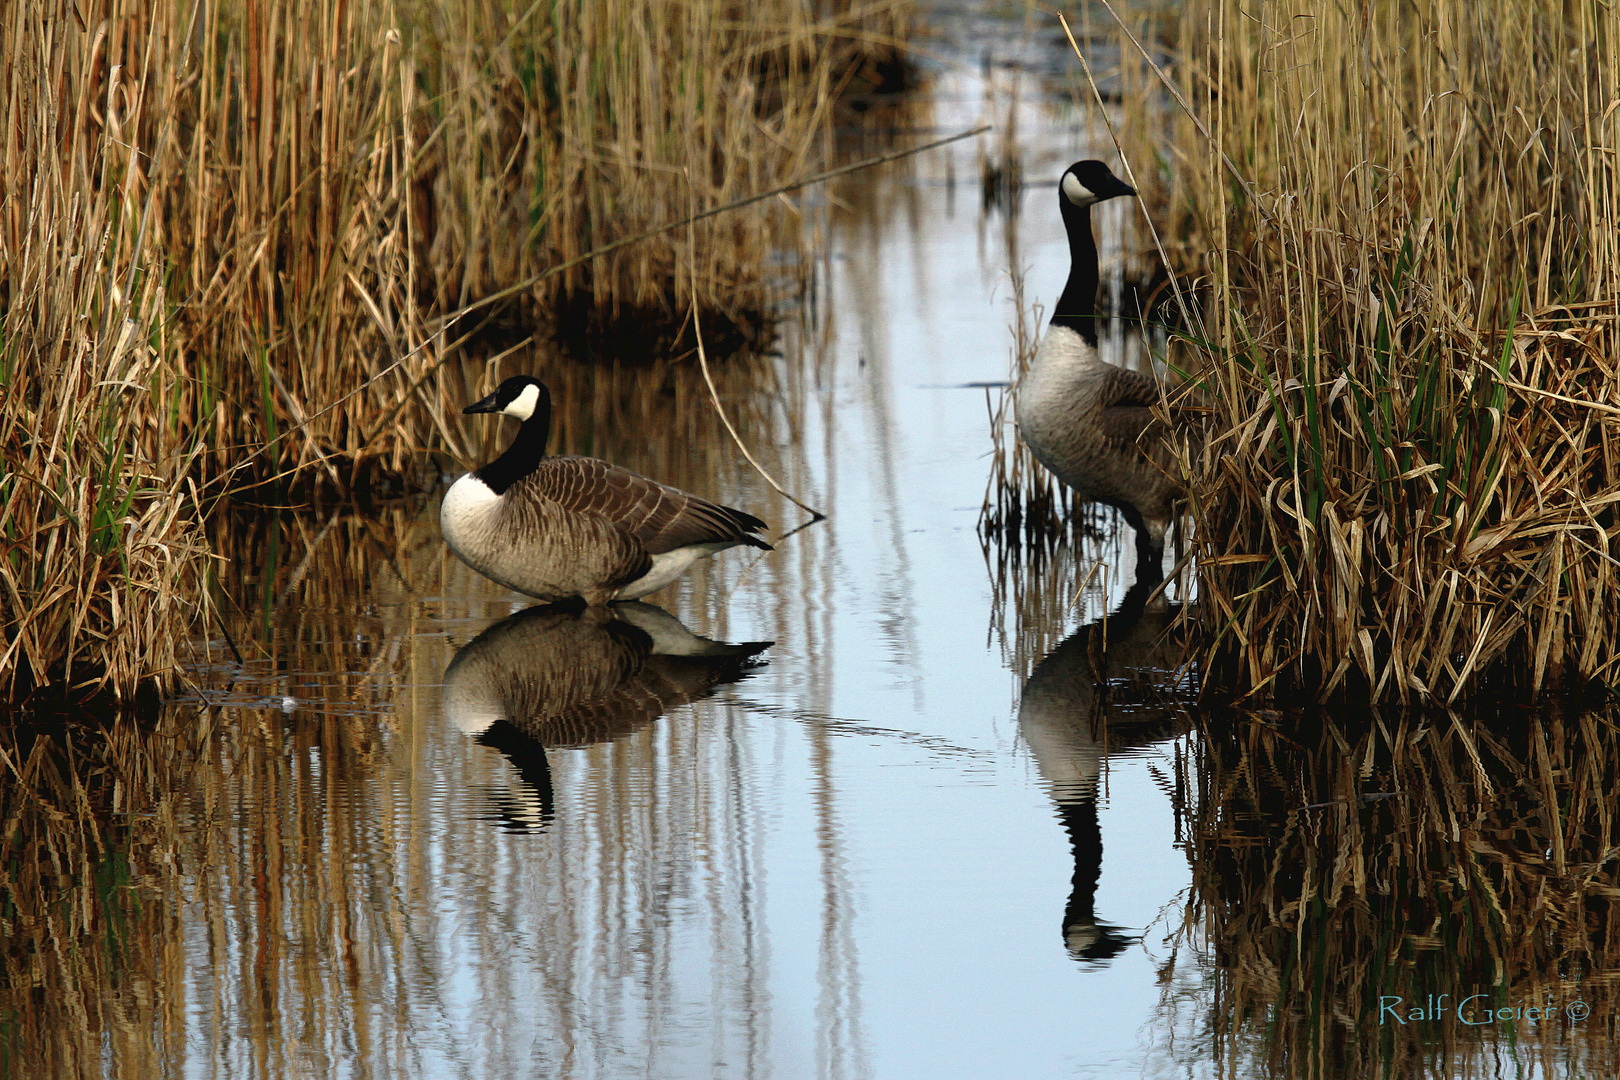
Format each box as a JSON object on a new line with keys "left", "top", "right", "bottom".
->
{"left": 0, "top": 209, "right": 212, "bottom": 702}
{"left": 0, "top": 0, "right": 907, "bottom": 704}
{"left": 1131, "top": 0, "right": 1620, "bottom": 701}
{"left": 1171, "top": 702, "right": 1620, "bottom": 1078}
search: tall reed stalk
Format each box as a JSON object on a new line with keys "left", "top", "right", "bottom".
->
{"left": 1138, "top": 0, "right": 1620, "bottom": 701}
{"left": 0, "top": 2, "right": 213, "bottom": 701}
{"left": 0, "top": 0, "right": 909, "bottom": 703}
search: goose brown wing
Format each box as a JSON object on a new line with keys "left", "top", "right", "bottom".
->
{"left": 1097, "top": 366, "right": 1204, "bottom": 458}
{"left": 1100, "top": 365, "right": 1164, "bottom": 410}
{"left": 1097, "top": 404, "right": 1159, "bottom": 451}
{"left": 524, "top": 457, "right": 772, "bottom": 555}
{"left": 1096, "top": 367, "right": 1166, "bottom": 452}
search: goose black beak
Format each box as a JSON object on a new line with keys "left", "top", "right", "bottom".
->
{"left": 1104, "top": 176, "right": 1137, "bottom": 200}
{"left": 464, "top": 391, "right": 503, "bottom": 414}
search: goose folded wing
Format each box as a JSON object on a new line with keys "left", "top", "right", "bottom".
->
{"left": 1096, "top": 367, "right": 1167, "bottom": 452}
{"left": 1096, "top": 366, "right": 1206, "bottom": 454}
{"left": 528, "top": 457, "right": 771, "bottom": 554}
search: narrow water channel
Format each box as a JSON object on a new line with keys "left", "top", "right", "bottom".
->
{"left": 6, "top": 6, "right": 1617, "bottom": 1080}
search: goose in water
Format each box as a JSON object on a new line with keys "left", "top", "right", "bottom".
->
{"left": 1015, "top": 160, "right": 1190, "bottom": 581}
{"left": 441, "top": 375, "right": 772, "bottom": 604}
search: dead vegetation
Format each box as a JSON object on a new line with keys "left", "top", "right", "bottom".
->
{"left": 986, "top": 0, "right": 1620, "bottom": 703}
{"left": 1155, "top": 0, "right": 1620, "bottom": 702}
{"left": 0, "top": 0, "right": 909, "bottom": 704}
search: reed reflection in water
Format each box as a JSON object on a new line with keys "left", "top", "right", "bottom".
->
{"left": 1158, "top": 697, "right": 1620, "bottom": 1079}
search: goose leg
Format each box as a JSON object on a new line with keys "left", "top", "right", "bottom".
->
{"left": 1133, "top": 520, "right": 1166, "bottom": 585}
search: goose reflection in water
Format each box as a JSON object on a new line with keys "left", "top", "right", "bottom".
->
{"left": 1018, "top": 578, "right": 1194, "bottom": 963}
{"left": 443, "top": 600, "right": 772, "bottom": 832}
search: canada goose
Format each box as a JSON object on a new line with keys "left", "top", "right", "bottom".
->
{"left": 442, "top": 376, "right": 772, "bottom": 604}
{"left": 1016, "top": 577, "right": 1192, "bottom": 961}
{"left": 1015, "top": 160, "right": 1189, "bottom": 581}
{"left": 444, "top": 600, "right": 771, "bottom": 831}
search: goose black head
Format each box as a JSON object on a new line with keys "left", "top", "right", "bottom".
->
{"left": 1060, "top": 160, "right": 1137, "bottom": 210}
{"left": 465, "top": 376, "right": 554, "bottom": 493}
{"left": 1049, "top": 162, "right": 1137, "bottom": 344}
{"left": 465, "top": 376, "right": 552, "bottom": 423}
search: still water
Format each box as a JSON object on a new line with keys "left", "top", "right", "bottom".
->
{"left": 6, "top": 7, "right": 1619, "bottom": 1080}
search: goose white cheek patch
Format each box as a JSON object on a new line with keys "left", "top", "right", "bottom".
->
{"left": 501, "top": 383, "right": 541, "bottom": 420}
{"left": 1061, "top": 172, "right": 1097, "bottom": 208}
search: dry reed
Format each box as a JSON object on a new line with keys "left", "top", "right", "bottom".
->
{"left": 0, "top": 0, "right": 909, "bottom": 704}
{"left": 0, "top": 64, "right": 212, "bottom": 701}
{"left": 1128, "top": 0, "right": 1620, "bottom": 702}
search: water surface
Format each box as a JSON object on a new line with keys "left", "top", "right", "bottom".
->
{"left": 5, "top": 8, "right": 1618, "bottom": 1080}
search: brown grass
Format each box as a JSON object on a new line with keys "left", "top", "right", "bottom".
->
{"left": 0, "top": 167, "right": 212, "bottom": 701}
{"left": 0, "top": 0, "right": 910, "bottom": 703}
{"left": 1005, "top": 0, "right": 1620, "bottom": 703}
{"left": 1153, "top": 0, "right": 1620, "bottom": 702}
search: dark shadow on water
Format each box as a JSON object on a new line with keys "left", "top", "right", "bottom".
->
{"left": 442, "top": 599, "right": 771, "bottom": 833}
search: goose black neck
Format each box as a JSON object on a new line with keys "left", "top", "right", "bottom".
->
{"left": 1059, "top": 799, "right": 1103, "bottom": 944}
{"left": 475, "top": 403, "right": 551, "bottom": 495}
{"left": 1049, "top": 200, "right": 1100, "bottom": 347}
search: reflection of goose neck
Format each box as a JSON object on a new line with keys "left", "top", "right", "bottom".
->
{"left": 1057, "top": 799, "right": 1132, "bottom": 962}
{"left": 473, "top": 718, "right": 556, "bottom": 833}
{"left": 1058, "top": 800, "right": 1101, "bottom": 945}
{"left": 442, "top": 600, "right": 772, "bottom": 833}
{"left": 442, "top": 600, "right": 771, "bottom": 743}
{"left": 1017, "top": 581, "right": 1191, "bottom": 964}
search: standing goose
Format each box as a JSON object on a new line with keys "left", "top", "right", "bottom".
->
{"left": 1015, "top": 160, "right": 1188, "bottom": 581}
{"left": 441, "top": 376, "right": 772, "bottom": 604}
